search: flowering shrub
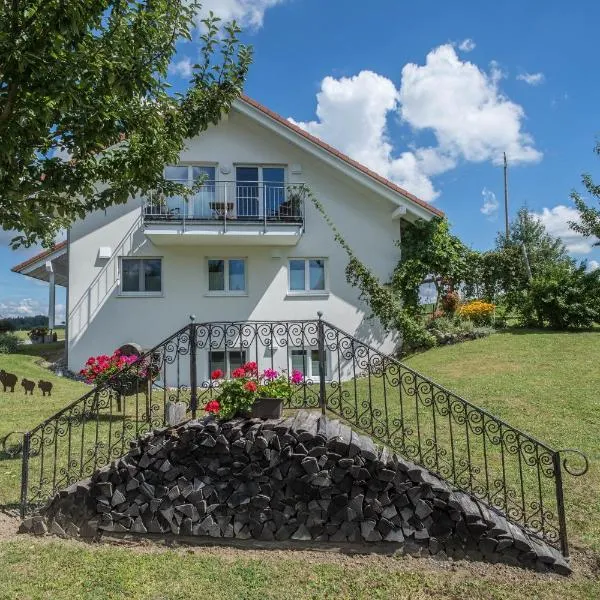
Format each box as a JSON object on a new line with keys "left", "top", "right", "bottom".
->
{"left": 205, "top": 361, "right": 304, "bottom": 419}
{"left": 441, "top": 291, "right": 460, "bottom": 314}
{"left": 458, "top": 300, "right": 495, "bottom": 325}
{"left": 80, "top": 350, "right": 139, "bottom": 385}
{"left": 79, "top": 349, "right": 160, "bottom": 393}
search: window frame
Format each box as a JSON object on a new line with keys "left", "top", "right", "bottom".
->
{"left": 206, "top": 257, "right": 248, "bottom": 296}
{"left": 287, "top": 258, "right": 328, "bottom": 295}
{"left": 119, "top": 257, "right": 163, "bottom": 297}
{"left": 208, "top": 349, "right": 247, "bottom": 378}
{"left": 289, "top": 347, "right": 331, "bottom": 382}
{"left": 164, "top": 163, "right": 218, "bottom": 186}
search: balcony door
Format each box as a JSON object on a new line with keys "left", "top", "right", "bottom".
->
{"left": 236, "top": 166, "right": 285, "bottom": 219}
{"left": 164, "top": 165, "right": 215, "bottom": 218}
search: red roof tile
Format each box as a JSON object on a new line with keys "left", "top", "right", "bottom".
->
{"left": 11, "top": 240, "right": 68, "bottom": 273}
{"left": 240, "top": 95, "right": 444, "bottom": 218}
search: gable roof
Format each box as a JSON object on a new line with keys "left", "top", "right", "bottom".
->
{"left": 11, "top": 240, "right": 67, "bottom": 273}
{"left": 239, "top": 95, "right": 444, "bottom": 218}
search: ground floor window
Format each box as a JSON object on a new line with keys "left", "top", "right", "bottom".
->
{"left": 120, "top": 258, "right": 162, "bottom": 294}
{"left": 290, "top": 348, "right": 329, "bottom": 380}
{"left": 208, "top": 258, "right": 246, "bottom": 293}
{"left": 209, "top": 350, "right": 247, "bottom": 377}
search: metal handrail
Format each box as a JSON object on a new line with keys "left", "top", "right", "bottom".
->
{"left": 143, "top": 181, "right": 306, "bottom": 224}
{"left": 17, "top": 317, "right": 587, "bottom": 557}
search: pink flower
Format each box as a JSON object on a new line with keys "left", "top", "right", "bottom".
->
{"left": 205, "top": 400, "right": 220, "bottom": 414}
{"left": 231, "top": 367, "right": 246, "bottom": 379}
{"left": 291, "top": 369, "right": 304, "bottom": 385}
{"left": 244, "top": 381, "right": 258, "bottom": 393}
{"left": 211, "top": 369, "right": 224, "bottom": 380}
{"left": 263, "top": 368, "right": 278, "bottom": 380}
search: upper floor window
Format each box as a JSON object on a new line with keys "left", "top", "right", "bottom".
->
{"left": 208, "top": 258, "right": 246, "bottom": 294}
{"left": 288, "top": 259, "right": 326, "bottom": 293}
{"left": 165, "top": 164, "right": 215, "bottom": 185}
{"left": 121, "top": 258, "right": 162, "bottom": 295}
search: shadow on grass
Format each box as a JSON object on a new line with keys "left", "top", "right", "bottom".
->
{"left": 497, "top": 326, "right": 600, "bottom": 336}
{"left": 15, "top": 341, "right": 65, "bottom": 362}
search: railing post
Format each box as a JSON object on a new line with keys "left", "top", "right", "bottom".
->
{"left": 20, "top": 431, "right": 31, "bottom": 518}
{"left": 263, "top": 183, "right": 267, "bottom": 233}
{"left": 189, "top": 315, "right": 198, "bottom": 419}
{"left": 224, "top": 183, "right": 228, "bottom": 234}
{"left": 553, "top": 451, "right": 569, "bottom": 557}
{"left": 317, "top": 312, "right": 327, "bottom": 416}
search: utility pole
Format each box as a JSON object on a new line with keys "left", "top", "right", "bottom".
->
{"left": 503, "top": 152, "right": 509, "bottom": 240}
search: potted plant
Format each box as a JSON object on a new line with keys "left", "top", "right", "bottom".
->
{"left": 80, "top": 349, "right": 160, "bottom": 414}
{"left": 205, "top": 362, "right": 304, "bottom": 419}
{"left": 28, "top": 327, "right": 49, "bottom": 344}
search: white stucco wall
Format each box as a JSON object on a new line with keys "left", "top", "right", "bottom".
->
{"left": 67, "top": 106, "right": 404, "bottom": 379}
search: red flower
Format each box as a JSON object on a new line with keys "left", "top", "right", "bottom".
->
{"left": 231, "top": 367, "right": 246, "bottom": 378}
{"left": 211, "top": 369, "right": 224, "bottom": 380}
{"left": 244, "top": 381, "right": 258, "bottom": 393}
{"left": 243, "top": 361, "right": 258, "bottom": 375}
{"left": 205, "top": 400, "right": 220, "bottom": 414}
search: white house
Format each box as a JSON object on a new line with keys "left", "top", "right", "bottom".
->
{"left": 12, "top": 95, "right": 442, "bottom": 381}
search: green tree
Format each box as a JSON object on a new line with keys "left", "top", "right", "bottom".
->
{"left": 391, "top": 217, "right": 471, "bottom": 314}
{"left": 569, "top": 143, "right": 600, "bottom": 246}
{"left": 0, "top": 1, "right": 251, "bottom": 247}
{"left": 489, "top": 208, "right": 574, "bottom": 325}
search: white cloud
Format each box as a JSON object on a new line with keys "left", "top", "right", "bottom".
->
{"left": 458, "top": 38, "right": 476, "bottom": 52}
{"left": 481, "top": 188, "right": 499, "bottom": 217}
{"left": 586, "top": 260, "right": 599, "bottom": 272}
{"left": 198, "top": 0, "right": 286, "bottom": 29}
{"left": 517, "top": 72, "right": 545, "bottom": 86}
{"left": 169, "top": 57, "right": 194, "bottom": 79}
{"left": 399, "top": 45, "right": 540, "bottom": 165}
{"left": 292, "top": 44, "right": 541, "bottom": 202}
{"left": 532, "top": 205, "right": 594, "bottom": 254}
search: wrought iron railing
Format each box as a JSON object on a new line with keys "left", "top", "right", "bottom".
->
{"left": 143, "top": 181, "right": 306, "bottom": 226}
{"left": 18, "top": 317, "right": 588, "bottom": 557}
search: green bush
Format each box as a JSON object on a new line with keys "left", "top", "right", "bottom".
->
{"left": 0, "top": 332, "right": 19, "bottom": 354}
{"left": 518, "top": 264, "right": 600, "bottom": 329}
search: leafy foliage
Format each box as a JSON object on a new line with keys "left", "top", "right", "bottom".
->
{"left": 207, "top": 363, "right": 304, "bottom": 419}
{"left": 305, "top": 188, "right": 435, "bottom": 351}
{"left": 569, "top": 142, "right": 600, "bottom": 246}
{"left": 0, "top": 333, "right": 19, "bottom": 354}
{"left": 425, "top": 315, "right": 493, "bottom": 346}
{"left": 0, "top": 1, "right": 251, "bottom": 247}
{"left": 0, "top": 319, "right": 16, "bottom": 333}
{"left": 392, "top": 217, "right": 472, "bottom": 314}
{"left": 518, "top": 264, "right": 600, "bottom": 329}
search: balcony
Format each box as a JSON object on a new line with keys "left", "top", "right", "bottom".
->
{"left": 143, "top": 181, "right": 305, "bottom": 246}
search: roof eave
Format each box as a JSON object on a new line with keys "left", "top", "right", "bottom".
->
{"left": 236, "top": 96, "right": 443, "bottom": 220}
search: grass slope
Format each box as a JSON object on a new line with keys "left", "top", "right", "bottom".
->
{"left": 405, "top": 330, "right": 600, "bottom": 552}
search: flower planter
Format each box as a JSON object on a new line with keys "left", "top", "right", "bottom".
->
{"left": 250, "top": 397, "right": 283, "bottom": 419}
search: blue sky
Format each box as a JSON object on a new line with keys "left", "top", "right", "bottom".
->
{"left": 2, "top": 0, "right": 599, "bottom": 319}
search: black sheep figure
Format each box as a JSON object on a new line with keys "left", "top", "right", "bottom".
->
{"left": 22, "top": 379, "right": 35, "bottom": 395}
{"left": 38, "top": 380, "right": 53, "bottom": 397}
{"left": 0, "top": 370, "right": 17, "bottom": 392}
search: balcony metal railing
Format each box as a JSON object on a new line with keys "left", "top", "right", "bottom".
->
{"left": 143, "top": 180, "right": 306, "bottom": 226}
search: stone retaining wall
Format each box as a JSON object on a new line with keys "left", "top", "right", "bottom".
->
{"left": 20, "top": 411, "right": 570, "bottom": 575}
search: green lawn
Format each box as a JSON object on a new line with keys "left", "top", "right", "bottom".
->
{"left": 0, "top": 331, "right": 599, "bottom": 599}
